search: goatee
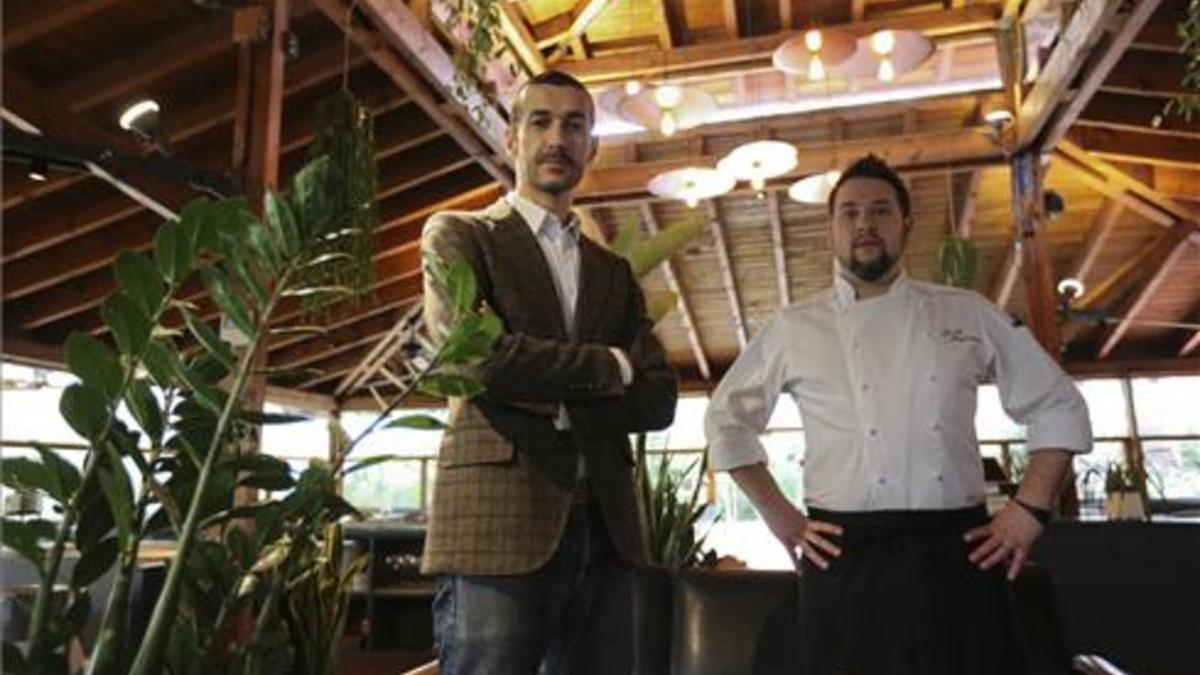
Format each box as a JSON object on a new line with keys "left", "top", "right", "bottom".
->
{"left": 849, "top": 251, "right": 895, "bottom": 282}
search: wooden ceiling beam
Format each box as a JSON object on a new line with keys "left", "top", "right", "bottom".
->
{"left": 52, "top": 15, "right": 233, "bottom": 113}
{"left": 1075, "top": 92, "right": 1200, "bottom": 140}
{"left": 1016, "top": 0, "right": 1121, "bottom": 151}
{"left": 1100, "top": 49, "right": 1192, "bottom": 98}
{"left": 543, "top": 0, "right": 615, "bottom": 65}
{"left": 1, "top": 71, "right": 192, "bottom": 218}
{"left": 706, "top": 201, "right": 747, "bottom": 348}
{"left": 951, "top": 169, "right": 982, "bottom": 237}
{"left": 312, "top": 0, "right": 512, "bottom": 188}
{"left": 779, "top": 0, "right": 794, "bottom": 30}
{"left": 1037, "top": 0, "right": 1165, "bottom": 151}
{"left": 1057, "top": 139, "right": 1200, "bottom": 227}
{"left": 1068, "top": 199, "right": 1123, "bottom": 287}
{"left": 268, "top": 274, "right": 423, "bottom": 358}
{"left": 653, "top": 0, "right": 684, "bottom": 50}
{"left": 1011, "top": 152, "right": 1061, "bottom": 355}
{"left": 991, "top": 239, "right": 1020, "bottom": 309}
{"left": 579, "top": 127, "right": 1002, "bottom": 202}
{"left": 558, "top": 4, "right": 999, "bottom": 83}
{"left": 1076, "top": 219, "right": 1194, "bottom": 312}
{"left": 1180, "top": 328, "right": 1200, "bottom": 357}
{"left": 2, "top": 0, "right": 126, "bottom": 52}
{"left": 767, "top": 191, "right": 791, "bottom": 306}
{"left": 497, "top": 2, "right": 547, "bottom": 75}
{"left": 721, "top": 0, "right": 741, "bottom": 39}
{"left": 1068, "top": 127, "right": 1200, "bottom": 172}
{"left": 1097, "top": 236, "right": 1193, "bottom": 358}
{"left": 640, "top": 203, "right": 711, "bottom": 380}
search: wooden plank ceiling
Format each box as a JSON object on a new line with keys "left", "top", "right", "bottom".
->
{"left": 2, "top": 0, "right": 1197, "bottom": 407}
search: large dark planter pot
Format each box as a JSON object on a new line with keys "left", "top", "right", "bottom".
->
{"left": 632, "top": 565, "right": 674, "bottom": 675}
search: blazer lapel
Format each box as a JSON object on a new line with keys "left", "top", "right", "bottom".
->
{"left": 573, "top": 235, "right": 615, "bottom": 339}
{"left": 484, "top": 199, "right": 569, "bottom": 340}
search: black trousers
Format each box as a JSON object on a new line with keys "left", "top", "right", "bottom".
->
{"left": 799, "top": 505, "right": 1024, "bottom": 675}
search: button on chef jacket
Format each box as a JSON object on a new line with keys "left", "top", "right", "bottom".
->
{"left": 704, "top": 271, "right": 1092, "bottom": 512}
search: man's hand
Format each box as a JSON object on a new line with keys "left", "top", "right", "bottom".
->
{"left": 762, "top": 503, "right": 843, "bottom": 574}
{"left": 964, "top": 503, "right": 1044, "bottom": 581}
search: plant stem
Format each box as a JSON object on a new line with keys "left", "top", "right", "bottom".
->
{"left": 128, "top": 279, "right": 287, "bottom": 675}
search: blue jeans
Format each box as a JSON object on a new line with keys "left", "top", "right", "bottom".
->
{"left": 433, "top": 503, "right": 635, "bottom": 675}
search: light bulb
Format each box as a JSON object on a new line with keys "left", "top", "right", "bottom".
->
{"left": 804, "top": 29, "right": 823, "bottom": 52}
{"left": 751, "top": 176, "right": 766, "bottom": 191}
{"left": 624, "top": 80, "right": 642, "bottom": 96}
{"left": 660, "top": 110, "right": 678, "bottom": 136}
{"left": 870, "top": 30, "right": 895, "bottom": 56}
{"left": 686, "top": 195, "right": 699, "bottom": 208}
{"left": 655, "top": 84, "right": 683, "bottom": 108}
{"left": 808, "top": 53, "right": 826, "bottom": 80}
{"left": 118, "top": 99, "right": 160, "bottom": 131}
{"left": 877, "top": 56, "right": 896, "bottom": 82}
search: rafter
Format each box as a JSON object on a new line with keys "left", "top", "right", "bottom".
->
{"left": 1181, "top": 328, "right": 1200, "bottom": 357}
{"left": 1, "top": 71, "right": 192, "bottom": 219}
{"left": 991, "top": 239, "right": 1021, "bottom": 309}
{"left": 1076, "top": 219, "right": 1194, "bottom": 312}
{"left": 312, "top": 0, "right": 512, "bottom": 188}
{"left": 578, "top": 127, "right": 1002, "bottom": 203}
{"left": 497, "top": 2, "right": 547, "bottom": 75}
{"left": 1098, "top": 237, "right": 1193, "bottom": 358}
{"left": 1068, "top": 127, "right": 1200, "bottom": 172}
{"left": 559, "top": 4, "right": 998, "bottom": 83}
{"left": 950, "top": 169, "right": 982, "bottom": 237}
{"left": 542, "top": 0, "right": 614, "bottom": 65}
{"left": 640, "top": 203, "right": 711, "bottom": 380}
{"left": 706, "top": 201, "right": 747, "bottom": 348}
{"left": 1057, "top": 140, "right": 1200, "bottom": 227}
{"left": 1038, "top": 0, "right": 1165, "bottom": 151}
{"left": 52, "top": 15, "right": 233, "bottom": 112}
{"left": 767, "top": 191, "right": 791, "bottom": 306}
{"left": 653, "top": 0, "right": 683, "bottom": 50}
{"left": 2, "top": 0, "right": 126, "bottom": 51}
{"left": 1068, "top": 199, "right": 1124, "bottom": 286}
{"left": 1016, "top": 0, "right": 1120, "bottom": 150}
{"left": 721, "top": 0, "right": 740, "bottom": 39}
{"left": 1011, "top": 152, "right": 1061, "bottom": 355}
{"left": 1076, "top": 92, "right": 1200, "bottom": 140}
{"left": 779, "top": 0, "right": 794, "bottom": 30}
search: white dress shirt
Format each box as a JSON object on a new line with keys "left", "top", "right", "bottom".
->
{"left": 505, "top": 193, "right": 633, "bottom": 433}
{"left": 705, "top": 271, "right": 1092, "bottom": 512}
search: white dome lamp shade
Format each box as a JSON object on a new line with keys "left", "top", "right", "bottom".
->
{"left": 830, "top": 29, "right": 934, "bottom": 82}
{"left": 772, "top": 28, "right": 858, "bottom": 81}
{"left": 648, "top": 167, "right": 736, "bottom": 208}
{"left": 787, "top": 170, "right": 842, "bottom": 205}
{"left": 615, "top": 84, "right": 717, "bottom": 137}
{"left": 716, "top": 140, "right": 799, "bottom": 196}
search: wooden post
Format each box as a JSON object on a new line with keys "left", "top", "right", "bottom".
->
{"left": 234, "top": 0, "right": 290, "bottom": 511}
{"left": 1010, "top": 152, "right": 1061, "bottom": 356}
{"left": 1010, "top": 151, "right": 1077, "bottom": 516}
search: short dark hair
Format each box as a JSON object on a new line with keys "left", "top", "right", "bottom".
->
{"left": 828, "top": 154, "right": 911, "bottom": 219}
{"left": 509, "top": 70, "right": 594, "bottom": 126}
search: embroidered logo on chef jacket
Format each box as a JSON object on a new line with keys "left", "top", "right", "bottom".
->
{"left": 940, "top": 328, "right": 982, "bottom": 345}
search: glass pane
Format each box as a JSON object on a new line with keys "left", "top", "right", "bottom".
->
{"left": 1142, "top": 439, "right": 1200, "bottom": 501}
{"left": 1073, "top": 441, "right": 1127, "bottom": 516}
{"left": 339, "top": 408, "right": 447, "bottom": 459}
{"left": 1132, "top": 376, "right": 1200, "bottom": 436}
{"left": 260, "top": 402, "right": 330, "bottom": 460}
{"left": 662, "top": 396, "right": 709, "bottom": 450}
{"left": 1076, "top": 379, "right": 1129, "bottom": 438}
{"left": 974, "top": 385, "right": 1024, "bottom": 441}
{"left": 2, "top": 379, "right": 87, "bottom": 447}
{"left": 705, "top": 516, "right": 793, "bottom": 571}
{"left": 342, "top": 458, "right": 428, "bottom": 516}
{"left": 763, "top": 431, "right": 805, "bottom": 505}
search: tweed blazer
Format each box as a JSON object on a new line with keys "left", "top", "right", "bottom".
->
{"left": 418, "top": 198, "right": 678, "bottom": 576}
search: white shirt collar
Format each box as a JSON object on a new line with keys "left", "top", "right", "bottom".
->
{"left": 505, "top": 192, "right": 579, "bottom": 239}
{"left": 831, "top": 259, "right": 910, "bottom": 310}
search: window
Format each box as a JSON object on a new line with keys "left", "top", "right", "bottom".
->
{"left": 975, "top": 385, "right": 1024, "bottom": 441}
{"left": 1131, "top": 377, "right": 1200, "bottom": 500}
{"left": 336, "top": 408, "right": 446, "bottom": 515}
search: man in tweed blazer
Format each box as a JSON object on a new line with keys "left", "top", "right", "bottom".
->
{"left": 419, "top": 71, "right": 678, "bottom": 675}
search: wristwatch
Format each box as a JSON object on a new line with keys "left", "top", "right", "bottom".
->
{"left": 1011, "top": 497, "right": 1051, "bottom": 525}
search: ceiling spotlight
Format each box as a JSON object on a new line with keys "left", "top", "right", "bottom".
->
{"left": 1043, "top": 190, "right": 1065, "bottom": 220}
{"left": 654, "top": 84, "right": 683, "bottom": 109}
{"left": 119, "top": 99, "right": 160, "bottom": 132}
{"left": 624, "top": 80, "right": 642, "bottom": 96}
{"left": 983, "top": 108, "right": 1015, "bottom": 128}
{"left": 1057, "top": 277, "right": 1085, "bottom": 300}
{"left": 27, "top": 159, "right": 48, "bottom": 182}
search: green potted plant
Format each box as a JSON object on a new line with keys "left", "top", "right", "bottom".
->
{"left": 0, "top": 155, "right": 497, "bottom": 675}
{"left": 1104, "top": 462, "right": 1148, "bottom": 521}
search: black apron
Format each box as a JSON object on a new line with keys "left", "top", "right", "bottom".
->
{"left": 798, "top": 505, "right": 1024, "bottom": 675}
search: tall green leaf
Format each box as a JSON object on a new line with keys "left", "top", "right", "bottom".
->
{"left": 201, "top": 267, "right": 254, "bottom": 337}
{"left": 125, "top": 378, "right": 165, "bottom": 445}
{"left": 60, "top": 383, "right": 110, "bottom": 441}
{"left": 1, "top": 518, "right": 56, "bottom": 572}
{"left": 155, "top": 220, "right": 193, "bottom": 284}
{"left": 181, "top": 309, "right": 235, "bottom": 370}
{"left": 97, "top": 446, "right": 136, "bottom": 548}
{"left": 141, "top": 339, "right": 178, "bottom": 389}
{"left": 72, "top": 536, "right": 120, "bottom": 588}
{"left": 115, "top": 250, "right": 166, "bottom": 317}
{"left": 266, "top": 190, "right": 301, "bottom": 256}
{"left": 65, "top": 332, "right": 123, "bottom": 401}
{"left": 101, "top": 293, "right": 151, "bottom": 356}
